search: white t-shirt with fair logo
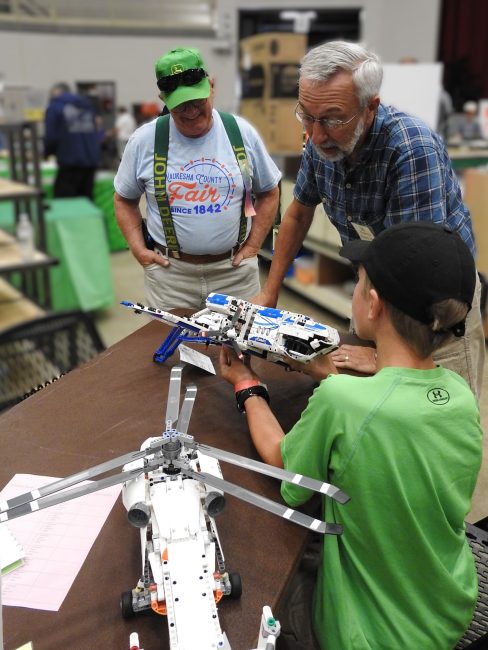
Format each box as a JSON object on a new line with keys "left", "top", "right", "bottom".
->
{"left": 114, "top": 110, "right": 281, "bottom": 255}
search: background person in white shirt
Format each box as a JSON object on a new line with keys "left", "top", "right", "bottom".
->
{"left": 114, "top": 106, "right": 137, "bottom": 157}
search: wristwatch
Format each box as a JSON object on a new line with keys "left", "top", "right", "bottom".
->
{"left": 235, "top": 384, "right": 270, "bottom": 413}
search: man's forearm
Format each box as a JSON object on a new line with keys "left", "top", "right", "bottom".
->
{"left": 245, "top": 186, "right": 280, "bottom": 253}
{"left": 262, "top": 199, "right": 315, "bottom": 304}
{"left": 114, "top": 193, "right": 146, "bottom": 260}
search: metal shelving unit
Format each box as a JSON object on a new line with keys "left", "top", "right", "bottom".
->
{"left": 0, "top": 122, "right": 57, "bottom": 329}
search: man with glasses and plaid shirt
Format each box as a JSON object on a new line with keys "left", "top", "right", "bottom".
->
{"left": 114, "top": 47, "right": 280, "bottom": 311}
{"left": 256, "top": 40, "right": 485, "bottom": 399}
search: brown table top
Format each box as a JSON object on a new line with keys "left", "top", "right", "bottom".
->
{"left": 0, "top": 318, "right": 330, "bottom": 650}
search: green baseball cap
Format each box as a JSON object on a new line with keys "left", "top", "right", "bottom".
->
{"left": 155, "top": 47, "right": 211, "bottom": 111}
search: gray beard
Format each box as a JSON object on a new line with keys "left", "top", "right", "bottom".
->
{"left": 315, "top": 116, "right": 365, "bottom": 162}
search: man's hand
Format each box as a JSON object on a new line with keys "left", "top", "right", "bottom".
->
{"left": 330, "top": 345, "right": 377, "bottom": 374}
{"left": 251, "top": 289, "right": 279, "bottom": 308}
{"left": 231, "top": 242, "right": 259, "bottom": 267}
{"left": 135, "top": 249, "right": 170, "bottom": 268}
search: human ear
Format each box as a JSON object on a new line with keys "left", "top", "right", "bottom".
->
{"left": 368, "top": 288, "right": 382, "bottom": 322}
{"left": 367, "top": 95, "right": 380, "bottom": 112}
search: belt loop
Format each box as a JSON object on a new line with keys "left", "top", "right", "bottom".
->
{"left": 155, "top": 245, "right": 169, "bottom": 261}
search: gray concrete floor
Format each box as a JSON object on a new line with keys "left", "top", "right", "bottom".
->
{"left": 94, "top": 250, "right": 488, "bottom": 524}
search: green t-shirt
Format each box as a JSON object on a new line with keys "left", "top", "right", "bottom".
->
{"left": 281, "top": 366, "right": 482, "bottom": 650}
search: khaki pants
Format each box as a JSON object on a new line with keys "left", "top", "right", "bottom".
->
{"left": 143, "top": 255, "right": 260, "bottom": 311}
{"left": 433, "top": 272, "right": 485, "bottom": 400}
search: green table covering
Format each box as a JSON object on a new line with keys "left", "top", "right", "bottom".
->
{"left": 92, "top": 174, "right": 127, "bottom": 252}
{"left": 0, "top": 197, "right": 114, "bottom": 312}
{"left": 0, "top": 164, "right": 128, "bottom": 253}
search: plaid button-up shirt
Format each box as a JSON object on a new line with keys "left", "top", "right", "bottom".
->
{"left": 294, "top": 103, "right": 475, "bottom": 256}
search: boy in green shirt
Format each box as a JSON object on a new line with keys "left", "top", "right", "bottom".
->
{"left": 219, "top": 222, "right": 482, "bottom": 649}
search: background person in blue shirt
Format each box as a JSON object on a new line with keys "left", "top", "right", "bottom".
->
{"left": 44, "top": 82, "right": 101, "bottom": 199}
{"left": 256, "top": 40, "right": 485, "bottom": 399}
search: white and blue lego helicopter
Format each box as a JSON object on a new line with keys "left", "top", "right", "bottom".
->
{"left": 0, "top": 366, "right": 349, "bottom": 650}
{"left": 121, "top": 292, "right": 340, "bottom": 366}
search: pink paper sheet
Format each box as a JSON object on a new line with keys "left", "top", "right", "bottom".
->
{"left": 1, "top": 474, "right": 121, "bottom": 611}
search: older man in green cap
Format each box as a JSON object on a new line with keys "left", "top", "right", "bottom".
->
{"left": 114, "top": 46, "right": 280, "bottom": 310}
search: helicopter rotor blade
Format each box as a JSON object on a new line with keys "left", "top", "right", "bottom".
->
{"left": 176, "top": 384, "right": 197, "bottom": 434}
{"left": 0, "top": 466, "right": 144, "bottom": 523}
{"left": 0, "top": 446, "right": 155, "bottom": 516}
{"left": 165, "top": 365, "right": 183, "bottom": 426}
{"left": 183, "top": 467, "right": 342, "bottom": 535}
{"left": 191, "top": 442, "right": 350, "bottom": 504}
{"left": 120, "top": 302, "right": 200, "bottom": 333}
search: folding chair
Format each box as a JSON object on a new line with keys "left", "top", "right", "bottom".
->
{"left": 456, "top": 522, "right": 488, "bottom": 648}
{"left": 0, "top": 311, "right": 105, "bottom": 411}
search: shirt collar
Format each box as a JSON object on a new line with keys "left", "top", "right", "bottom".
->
{"left": 346, "top": 103, "right": 386, "bottom": 169}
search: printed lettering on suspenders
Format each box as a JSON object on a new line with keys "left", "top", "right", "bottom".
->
{"left": 153, "top": 113, "right": 254, "bottom": 257}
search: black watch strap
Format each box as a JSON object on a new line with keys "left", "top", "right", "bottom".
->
{"left": 235, "top": 385, "right": 270, "bottom": 413}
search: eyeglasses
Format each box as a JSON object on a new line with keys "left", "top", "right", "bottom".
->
{"left": 157, "top": 68, "right": 208, "bottom": 93}
{"left": 295, "top": 103, "right": 360, "bottom": 130}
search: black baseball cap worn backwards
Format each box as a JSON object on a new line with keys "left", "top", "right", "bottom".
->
{"left": 339, "top": 222, "right": 476, "bottom": 335}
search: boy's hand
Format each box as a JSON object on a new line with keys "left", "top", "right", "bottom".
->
{"left": 219, "top": 347, "right": 260, "bottom": 385}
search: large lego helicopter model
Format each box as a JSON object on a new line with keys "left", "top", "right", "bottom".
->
{"left": 121, "top": 292, "right": 340, "bottom": 366}
{"left": 0, "top": 366, "right": 349, "bottom": 650}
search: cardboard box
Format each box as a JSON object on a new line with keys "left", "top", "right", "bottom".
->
{"left": 239, "top": 33, "right": 305, "bottom": 155}
{"left": 463, "top": 167, "right": 488, "bottom": 336}
{"left": 463, "top": 168, "right": 488, "bottom": 277}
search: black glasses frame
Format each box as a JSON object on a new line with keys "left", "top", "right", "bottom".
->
{"left": 157, "top": 68, "right": 208, "bottom": 93}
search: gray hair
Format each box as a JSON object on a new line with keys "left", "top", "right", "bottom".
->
{"left": 300, "top": 41, "right": 383, "bottom": 107}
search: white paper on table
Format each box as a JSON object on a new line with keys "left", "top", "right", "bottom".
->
{"left": 0, "top": 474, "right": 121, "bottom": 611}
{"left": 179, "top": 343, "right": 216, "bottom": 374}
{"left": 0, "top": 523, "right": 25, "bottom": 575}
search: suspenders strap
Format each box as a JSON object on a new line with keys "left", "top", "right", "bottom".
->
{"left": 154, "top": 114, "right": 180, "bottom": 256}
{"left": 219, "top": 111, "right": 255, "bottom": 246}
{"left": 153, "top": 111, "right": 254, "bottom": 255}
